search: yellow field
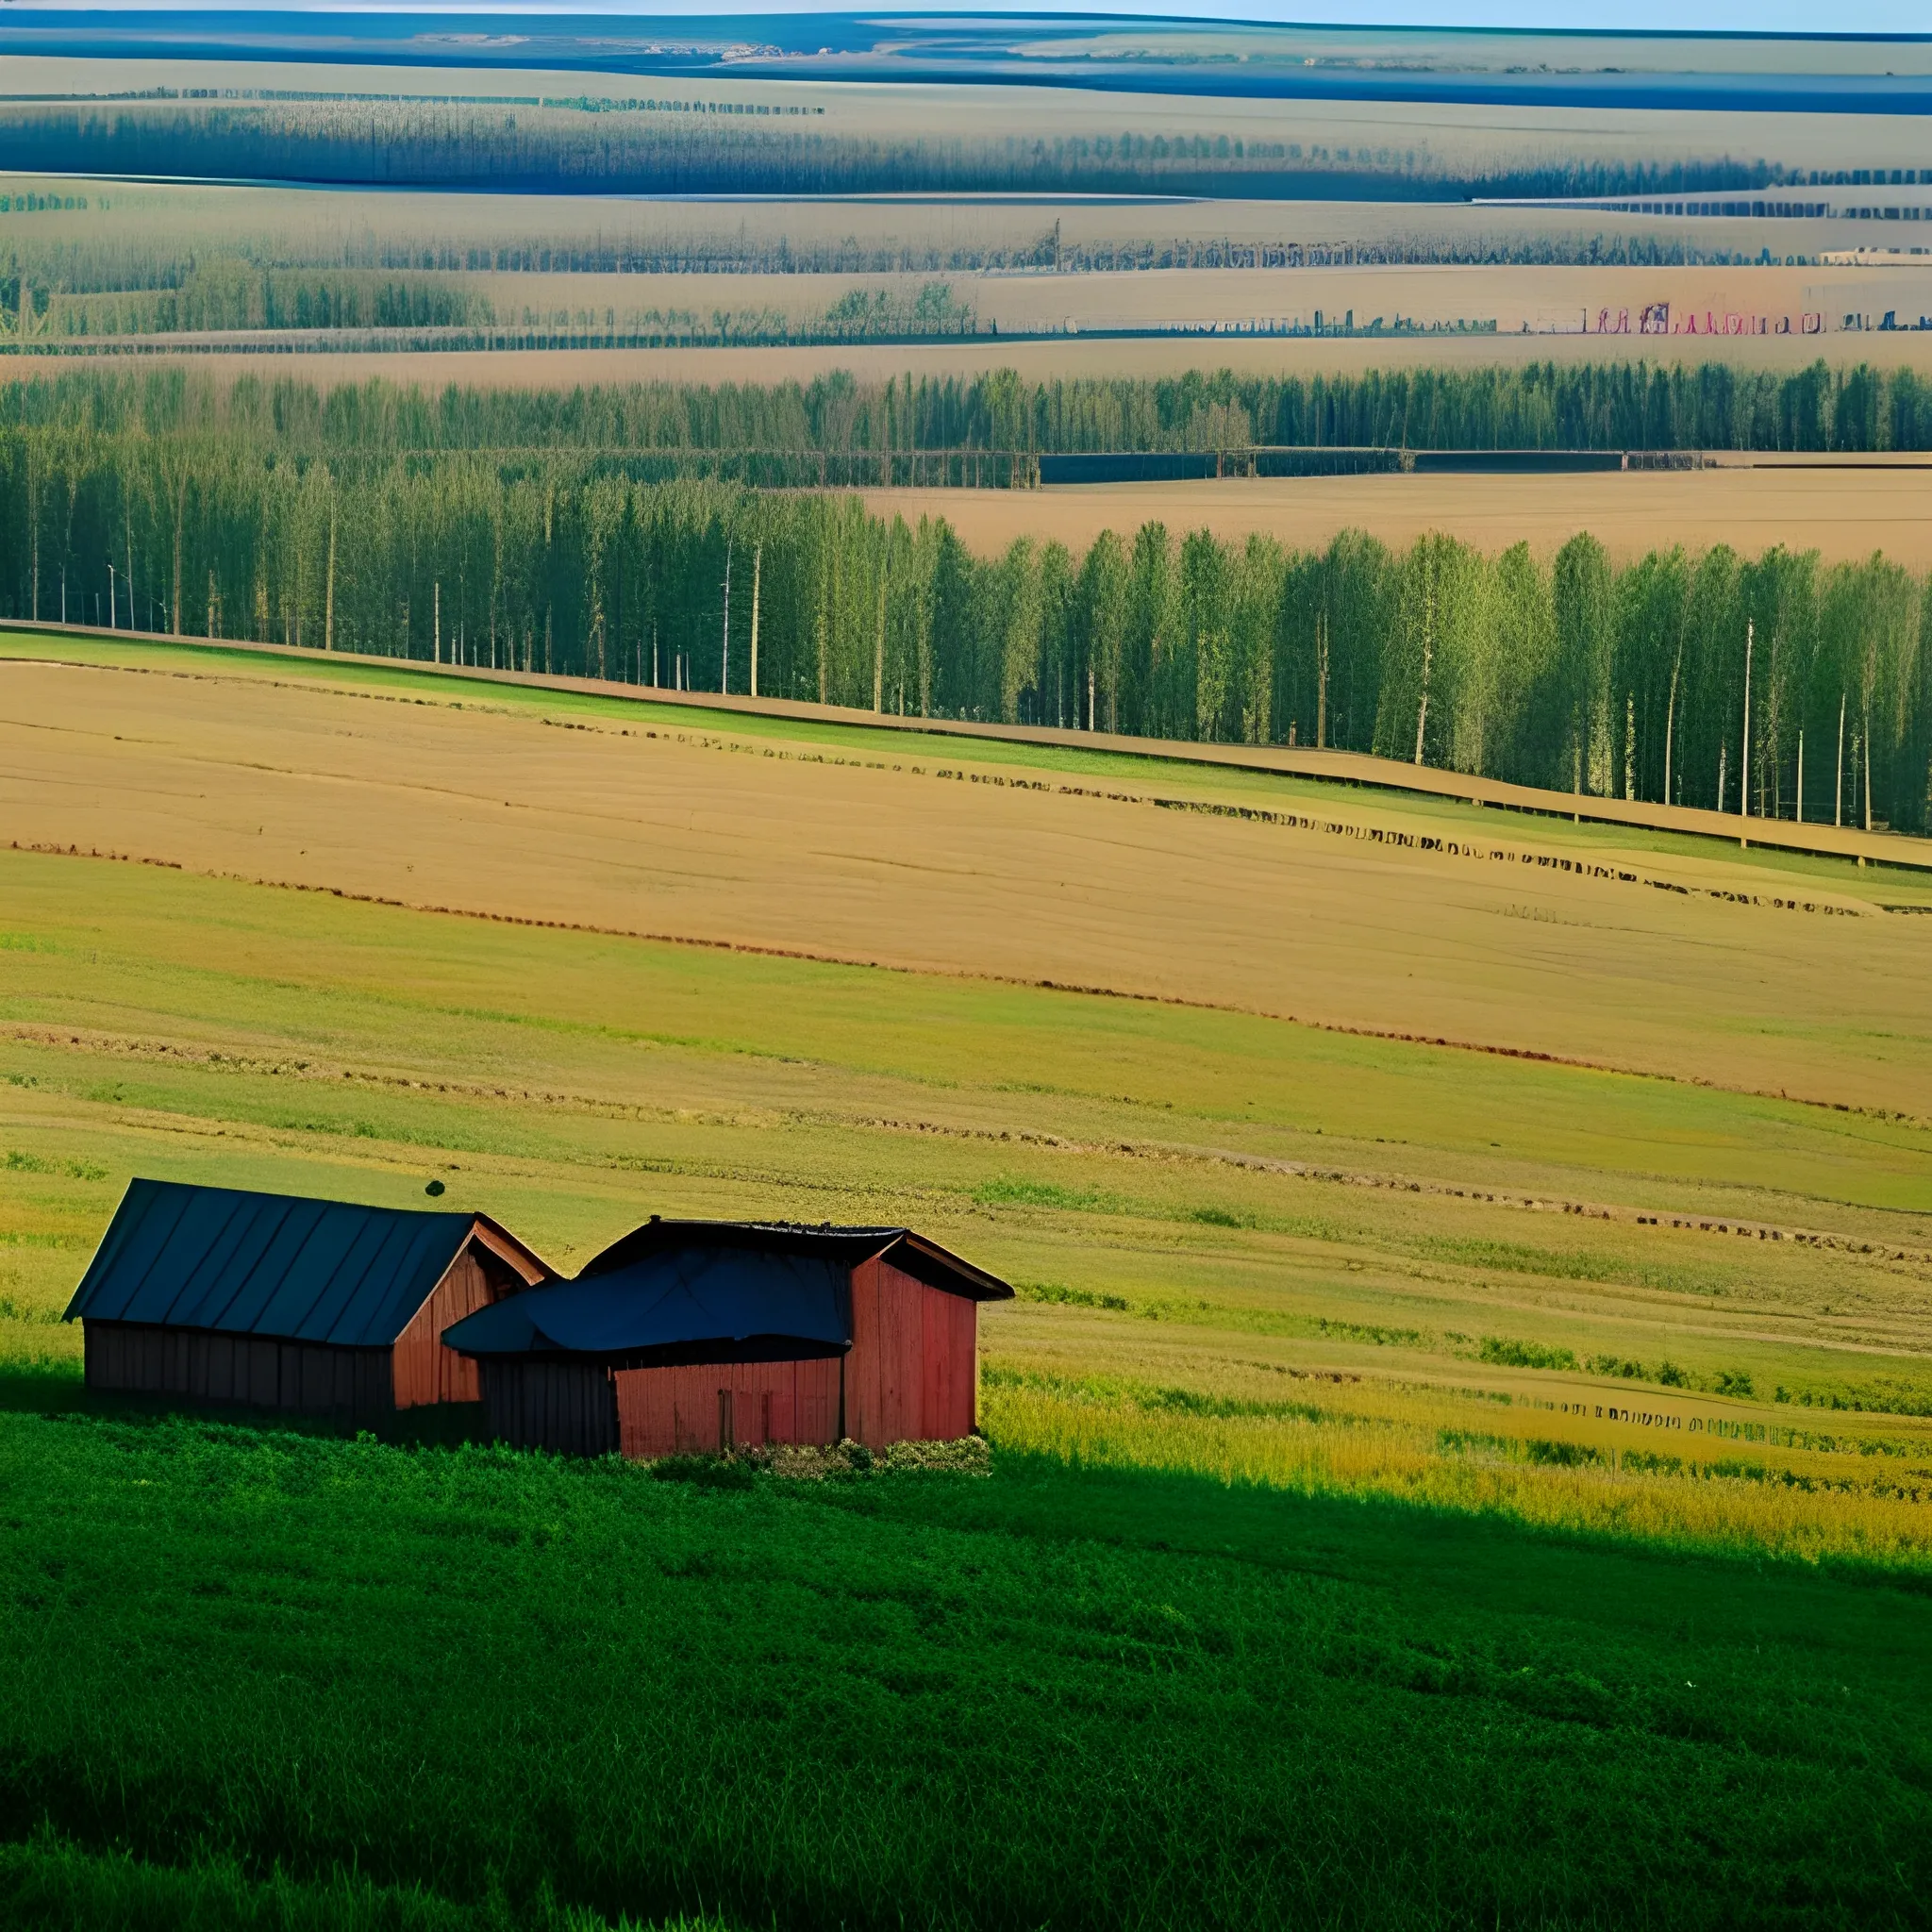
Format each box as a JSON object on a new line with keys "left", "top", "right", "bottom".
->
{"left": 266, "top": 260, "right": 1903, "bottom": 344}
{"left": 861, "top": 462, "right": 1932, "bottom": 566}
{"left": 4, "top": 175, "right": 1857, "bottom": 269}
{"left": 4, "top": 636, "right": 1929, "bottom": 1114}
{"left": 25, "top": 324, "right": 1926, "bottom": 392}
{"left": 3, "top": 630, "right": 1928, "bottom": 1562}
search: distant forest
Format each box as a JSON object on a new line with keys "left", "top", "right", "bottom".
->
{"left": 0, "top": 228, "right": 1792, "bottom": 307}
{"left": 3, "top": 373, "right": 1927, "bottom": 832}
{"left": 6, "top": 362, "right": 1931, "bottom": 458}
{"left": 0, "top": 95, "right": 1782, "bottom": 202}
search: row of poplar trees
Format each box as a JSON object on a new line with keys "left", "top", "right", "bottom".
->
{"left": 2, "top": 428, "right": 1927, "bottom": 833}
{"left": 6, "top": 364, "right": 1931, "bottom": 458}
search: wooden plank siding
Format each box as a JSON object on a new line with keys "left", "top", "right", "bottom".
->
{"left": 83, "top": 1321, "right": 393, "bottom": 1422}
{"left": 603, "top": 1260, "right": 981, "bottom": 1461}
{"left": 613, "top": 1357, "right": 842, "bottom": 1459}
{"left": 843, "top": 1258, "right": 979, "bottom": 1449}
{"left": 391, "top": 1245, "right": 518, "bottom": 1409}
{"left": 479, "top": 1359, "right": 620, "bottom": 1457}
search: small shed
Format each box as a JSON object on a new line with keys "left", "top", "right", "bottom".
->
{"left": 443, "top": 1219, "right": 1012, "bottom": 1459}
{"left": 65, "top": 1178, "right": 553, "bottom": 1424}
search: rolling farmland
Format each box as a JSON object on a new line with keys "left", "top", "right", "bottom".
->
{"left": 4, "top": 14, "right": 1931, "bottom": 1926}
{"left": 3, "top": 632, "right": 1929, "bottom": 1924}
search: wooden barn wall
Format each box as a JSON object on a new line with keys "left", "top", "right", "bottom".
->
{"left": 82, "top": 1321, "right": 392, "bottom": 1422}
{"left": 845, "top": 1258, "right": 979, "bottom": 1449}
{"left": 613, "top": 1357, "right": 842, "bottom": 1461}
{"left": 393, "top": 1243, "right": 520, "bottom": 1410}
{"left": 480, "top": 1359, "right": 619, "bottom": 1457}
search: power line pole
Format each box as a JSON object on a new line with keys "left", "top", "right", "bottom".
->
{"left": 1739, "top": 616, "right": 1753, "bottom": 846}
{"left": 1740, "top": 618, "right": 1753, "bottom": 821}
{"left": 1835, "top": 691, "right": 1846, "bottom": 827}
{"left": 749, "top": 542, "right": 761, "bottom": 699}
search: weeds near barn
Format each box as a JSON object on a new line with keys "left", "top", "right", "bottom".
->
{"left": 980, "top": 1367, "right": 1932, "bottom": 1569}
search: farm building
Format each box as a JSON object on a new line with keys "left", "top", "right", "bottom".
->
{"left": 65, "top": 1178, "right": 553, "bottom": 1424}
{"left": 442, "top": 1219, "right": 1012, "bottom": 1459}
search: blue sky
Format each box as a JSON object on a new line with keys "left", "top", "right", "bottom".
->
{"left": 22, "top": 1, "right": 1932, "bottom": 29}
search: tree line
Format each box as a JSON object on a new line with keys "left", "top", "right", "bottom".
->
{"left": 0, "top": 222, "right": 1798, "bottom": 316}
{"left": 2, "top": 422, "right": 1925, "bottom": 833}
{"left": 0, "top": 96, "right": 1779, "bottom": 203}
{"left": 6, "top": 362, "right": 1932, "bottom": 458}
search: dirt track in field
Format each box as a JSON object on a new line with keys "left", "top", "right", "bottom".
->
{"left": 2, "top": 652, "right": 1926, "bottom": 1116}
{"left": 858, "top": 463, "right": 1932, "bottom": 565}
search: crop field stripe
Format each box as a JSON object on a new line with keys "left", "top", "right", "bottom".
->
{"left": 7, "top": 625, "right": 1924, "bottom": 874}
{"left": 9, "top": 847, "right": 1927, "bottom": 1139}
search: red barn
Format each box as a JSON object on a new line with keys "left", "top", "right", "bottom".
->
{"left": 65, "top": 1178, "right": 553, "bottom": 1425}
{"left": 443, "top": 1219, "right": 1011, "bottom": 1459}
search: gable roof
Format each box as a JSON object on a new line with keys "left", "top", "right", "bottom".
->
{"left": 444, "top": 1219, "right": 1010, "bottom": 1369}
{"left": 64, "top": 1178, "right": 552, "bottom": 1349}
{"left": 580, "top": 1220, "right": 1013, "bottom": 1301}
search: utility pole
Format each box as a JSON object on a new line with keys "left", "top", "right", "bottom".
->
{"left": 434, "top": 581, "right": 441, "bottom": 665}
{"left": 1738, "top": 617, "right": 1753, "bottom": 847}
{"left": 1663, "top": 651, "right": 1680, "bottom": 806}
{"left": 107, "top": 560, "right": 116, "bottom": 630}
{"left": 1740, "top": 618, "right": 1753, "bottom": 822}
{"left": 324, "top": 499, "right": 337, "bottom": 652}
{"left": 721, "top": 534, "right": 733, "bottom": 693}
{"left": 1835, "top": 692, "right": 1846, "bottom": 827}
{"left": 749, "top": 542, "right": 761, "bottom": 698}
{"left": 1795, "top": 730, "right": 1804, "bottom": 824}
{"left": 1412, "top": 577, "right": 1433, "bottom": 767}
{"left": 1316, "top": 610, "right": 1329, "bottom": 750}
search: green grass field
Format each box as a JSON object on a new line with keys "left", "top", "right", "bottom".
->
{"left": 3, "top": 637, "right": 1930, "bottom": 1926}
{"left": 3, "top": 1412, "right": 1929, "bottom": 1932}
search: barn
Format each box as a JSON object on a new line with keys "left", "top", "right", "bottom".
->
{"left": 442, "top": 1218, "right": 1012, "bottom": 1459}
{"left": 65, "top": 1178, "right": 554, "bottom": 1424}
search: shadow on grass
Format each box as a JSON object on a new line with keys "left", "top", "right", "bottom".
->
{"left": 0, "top": 1364, "right": 491, "bottom": 1447}
{"left": 0, "top": 1363, "right": 86, "bottom": 1414}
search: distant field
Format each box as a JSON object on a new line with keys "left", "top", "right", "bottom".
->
{"left": 860, "top": 461, "right": 1932, "bottom": 566}
{"left": 315, "top": 259, "right": 1927, "bottom": 343}
{"left": 7, "top": 46, "right": 1929, "bottom": 196}
{"left": 14, "top": 258, "right": 1917, "bottom": 345}
{"left": 36, "top": 325, "right": 1932, "bottom": 391}
{"left": 1, "top": 176, "right": 1859, "bottom": 270}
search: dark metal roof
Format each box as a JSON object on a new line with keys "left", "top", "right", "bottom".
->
{"left": 579, "top": 1219, "right": 1013, "bottom": 1302}
{"left": 63, "top": 1178, "right": 550, "bottom": 1348}
{"left": 445, "top": 1242, "right": 852, "bottom": 1368}
{"left": 445, "top": 1219, "right": 1010, "bottom": 1369}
